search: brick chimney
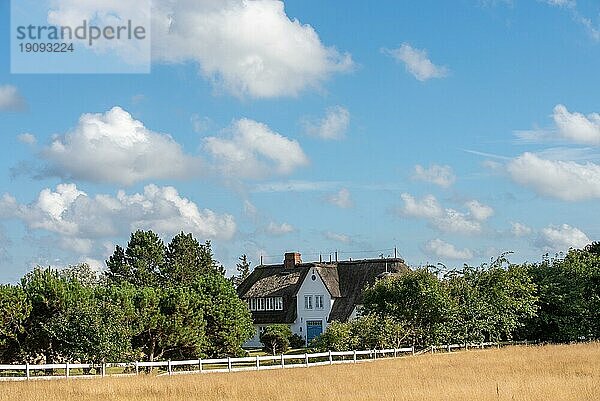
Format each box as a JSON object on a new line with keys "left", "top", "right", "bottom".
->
{"left": 284, "top": 252, "right": 302, "bottom": 268}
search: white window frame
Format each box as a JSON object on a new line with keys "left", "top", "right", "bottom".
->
{"left": 315, "top": 295, "right": 324, "bottom": 309}
{"left": 304, "top": 295, "right": 313, "bottom": 310}
{"left": 275, "top": 297, "right": 283, "bottom": 310}
{"left": 258, "top": 297, "right": 265, "bottom": 311}
{"left": 266, "top": 297, "right": 274, "bottom": 311}
{"left": 250, "top": 298, "right": 257, "bottom": 311}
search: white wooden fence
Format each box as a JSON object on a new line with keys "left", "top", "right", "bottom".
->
{"left": 0, "top": 341, "right": 533, "bottom": 381}
{"left": 0, "top": 348, "right": 414, "bottom": 381}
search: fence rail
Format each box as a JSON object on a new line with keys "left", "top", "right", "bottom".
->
{"left": 0, "top": 341, "right": 532, "bottom": 381}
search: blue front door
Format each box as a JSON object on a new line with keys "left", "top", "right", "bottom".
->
{"left": 306, "top": 320, "right": 323, "bottom": 344}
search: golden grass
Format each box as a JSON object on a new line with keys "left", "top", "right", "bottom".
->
{"left": 1, "top": 343, "right": 599, "bottom": 401}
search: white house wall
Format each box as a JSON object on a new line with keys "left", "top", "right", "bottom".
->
{"left": 292, "top": 267, "right": 333, "bottom": 344}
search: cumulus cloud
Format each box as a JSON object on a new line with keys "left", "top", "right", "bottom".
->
{"left": 0, "top": 183, "right": 236, "bottom": 253}
{"left": 0, "top": 85, "right": 26, "bottom": 112}
{"left": 326, "top": 188, "right": 353, "bottom": 208}
{"left": 40, "top": 107, "right": 203, "bottom": 186}
{"left": 536, "top": 224, "right": 591, "bottom": 251}
{"left": 399, "top": 194, "right": 492, "bottom": 235}
{"left": 324, "top": 231, "right": 352, "bottom": 244}
{"left": 424, "top": 239, "right": 473, "bottom": 260}
{"left": 204, "top": 118, "right": 308, "bottom": 179}
{"left": 465, "top": 200, "right": 494, "bottom": 221}
{"left": 303, "top": 106, "right": 350, "bottom": 140}
{"left": 383, "top": 43, "right": 448, "bottom": 81}
{"left": 413, "top": 164, "right": 456, "bottom": 188}
{"left": 552, "top": 104, "right": 600, "bottom": 146}
{"left": 154, "top": 0, "right": 352, "bottom": 97}
{"left": 511, "top": 222, "right": 533, "bottom": 237}
{"left": 265, "top": 221, "right": 294, "bottom": 236}
{"left": 507, "top": 152, "right": 600, "bottom": 201}
{"left": 17, "top": 133, "right": 37, "bottom": 145}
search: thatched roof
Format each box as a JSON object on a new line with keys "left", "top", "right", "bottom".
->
{"left": 237, "top": 257, "right": 409, "bottom": 325}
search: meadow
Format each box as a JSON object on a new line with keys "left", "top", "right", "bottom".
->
{"left": 1, "top": 343, "right": 598, "bottom": 401}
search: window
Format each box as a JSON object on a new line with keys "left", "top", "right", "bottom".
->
{"left": 304, "top": 295, "right": 313, "bottom": 309}
{"left": 315, "top": 295, "right": 324, "bottom": 309}
{"left": 250, "top": 298, "right": 257, "bottom": 311}
{"left": 258, "top": 297, "right": 265, "bottom": 311}
{"left": 266, "top": 297, "right": 274, "bottom": 310}
{"left": 275, "top": 297, "right": 283, "bottom": 310}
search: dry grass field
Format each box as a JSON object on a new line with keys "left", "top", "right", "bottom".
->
{"left": 1, "top": 343, "right": 598, "bottom": 401}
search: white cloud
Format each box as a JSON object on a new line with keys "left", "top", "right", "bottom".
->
{"left": 413, "top": 164, "right": 456, "bottom": 188}
{"left": 540, "top": 1, "right": 599, "bottom": 41}
{"left": 507, "top": 152, "right": 600, "bottom": 201}
{"left": 17, "top": 133, "right": 37, "bottom": 145}
{"left": 465, "top": 200, "right": 494, "bottom": 221}
{"left": 424, "top": 239, "right": 473, "bottom": 260}
{"left": 552, "top": 104, "right": 600, "bottom": 146}
{"left": 399, "top": 193, "right": 442, "bottom": 219}
{"left": 326, "top": 188, "right": 353, "bottom": 209}
{"left": 324, "top": 231, "right": 352, "bottom": 244}
{"left": 383, "top": 43, "right": 448, "bottom": 81}
{"left": 0, "top": 183, "right": 236, "bottom": 254}
{"left": 537, "top": 224, "right": 590, "bottom": 251}
{"left": 399, "top": 194, "right": 486, "bottom": 235}
{"left": 0, "top": 85, "right": 26, "bottom": 112}
{"left": 153, "top": 0, "right": 352, "bottom": 98}
{"left": 511, "top": 222, "right": 533, "bottom": 237}
{"left": 542, "top": 0, "right": 575, "bottom": 7}
{"left": 204, "top": 118, "right": 308, "bottom": 179}
{"left": 303, "top": 106, "right": 350, "bottom": 140}
{"left": 41, "top": 107, "right": 203, "bottom": 186}
{"left": 265, "top": 221, "right": 294, "bottom": 236}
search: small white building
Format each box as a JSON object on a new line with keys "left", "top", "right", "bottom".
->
{"left": 237, "top": 252, "right": 408, "bottom": 347}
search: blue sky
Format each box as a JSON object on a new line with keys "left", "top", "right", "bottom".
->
{"left": 0, "top": 0, "right": 599, "bottom": 282}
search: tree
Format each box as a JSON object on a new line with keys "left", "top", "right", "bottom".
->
{"left": 130, "top": 286, "right": 207, "bottom": 362}
{"left": 163, "top": 233, "right": 216, "bottom": 285}
{"left": 192, "top": 273, "right": 254, "bottom": 357}
{"left": 0, "top": 285, "right": 31, "bottom": 362}
{"left": 260, "top": 325, "right": 292, "bottom": 355}
{"left": 521, "top": 246, "right": 600, "bottom": 342}
{"left": 363, "top": 269, "right": 454, "bottom": 346}
{"left": 232, "top": 254, "right": 252, "bottom": 288}
{"left": 106, "top": 230, "right": 166, "bottom": 287}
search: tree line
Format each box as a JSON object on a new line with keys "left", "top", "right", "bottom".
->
{"left": 0, "top": 230, "right": 254, "bottom": 364}
{"left": 313, "top": 244, "right": 600, "bottom": 351}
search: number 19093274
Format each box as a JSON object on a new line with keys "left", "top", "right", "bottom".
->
{"left": 19, "top": 42, "right": 74, "bottom": 52}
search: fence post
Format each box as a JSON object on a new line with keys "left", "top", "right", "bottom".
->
{"left": 411, "top": 346, "right": 414, "bottom": 355}
{"left": 26, "top": 362, "right": 30, "bottom": 380}
{"left": 329, "top": 350, "right": 333, "bottom": 365}
{"left": 65, "top": 362, "right": 69, "bottom": 379}
{"left": 430, "top": 345, "right": 434, "bottom": 354}
{"left": 394, "top": 348, "right": 397, "bottom": 358}
{"left": 525, "top": 339, "right": 528, "bottom": 346}
{"left": 199, "top": 358, "right": 203, "bottom": 373}
{"left": 353, "top": 350, "right": 357, "bottom": 363}
{"left": 374, "top": 349, "right": 377, "bottom": 359}
{"left": 168, "top": 360, "right": 172, "bottom": 376}
{"left": 101, "top": 363, "right": 106, "bottom": 377}
{"left": 135, "top": 361, "right": 139, "bottom": 375}
{"left": 255, "top": 355, "right": 259, "bottom": 370}
{"left": 447, "top": 344, "right": 450, "bottom": 353}
{"left": 305, "top": 353, "right": 309, "bottom": 367}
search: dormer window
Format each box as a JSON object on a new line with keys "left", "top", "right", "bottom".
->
{"left": 247, "top": 297, "right": 283, "bottom": 311}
